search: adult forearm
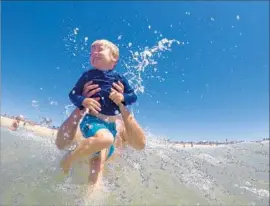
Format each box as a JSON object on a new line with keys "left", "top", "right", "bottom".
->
{"left": 55, "top": 108, "right": 83, "bottom": 149}
{"left": 118, "top": 104, "right": 146, "bottom": 150}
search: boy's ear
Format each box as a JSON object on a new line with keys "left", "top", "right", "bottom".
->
{"left": 111, "top": 54, "right": 118, "bottom": 63}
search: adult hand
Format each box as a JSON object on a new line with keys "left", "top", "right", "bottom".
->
{"left": 82, "top": 81, "right": 101, "bottom": 99}
{"left": 82, "top": 81, "right": 101, "bottom": 115}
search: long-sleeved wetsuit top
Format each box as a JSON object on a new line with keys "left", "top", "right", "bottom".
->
{"left": 69, "top": 69, "right": 137, "bottom": 116}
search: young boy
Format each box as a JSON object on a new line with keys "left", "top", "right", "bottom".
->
{"left": 61, "top": 39, "right": 137, "bottom": 173}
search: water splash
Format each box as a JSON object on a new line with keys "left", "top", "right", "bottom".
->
{"left": 63, "top": 27, "right": 90, "bottom": 60}
{"left": 3, "top": 127, "right": 269, "bottom": 205}
{"left": 63, "top": 104, "right": 76, "bottom": 117}
{"left": 31, "top": 100, "right": 39, "bottom": 108}
{"left": 49, "top": 101, "right": 58, "bottom": 106}
{"left": 122, "top": 38, "right": 181, "bottom": 94}
{"left": 48, "top": 97, "right": 58, "bottom": 106}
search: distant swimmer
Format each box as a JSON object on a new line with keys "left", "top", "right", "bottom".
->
{"left": 9, "top": 115, "right": 24, "bottom": 131}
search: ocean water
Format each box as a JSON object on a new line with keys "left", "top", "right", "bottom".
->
{"left": 0, "top": 127, "right": 269, "bottom": 206}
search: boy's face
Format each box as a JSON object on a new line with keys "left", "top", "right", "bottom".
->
{"left": 90, "top": 43, "right": 117, "bottom": 70}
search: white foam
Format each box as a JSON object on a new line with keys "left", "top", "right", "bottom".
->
{"left": 195, "top": 153, "right": 222, "bottom": 166}
{"left": 239, "top": 186, "right": 269, "bottom": 198}
{"left": 234, "top": 181, "right": 269, "bottom": 199}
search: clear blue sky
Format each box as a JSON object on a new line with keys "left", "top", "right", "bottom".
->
{"left": 2, "top": 2, "right": 269, "bottom": 141}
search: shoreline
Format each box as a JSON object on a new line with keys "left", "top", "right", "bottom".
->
{"left": 1, "top": 116, "right": 268, "bottom": 149}
{"left": 1, "top": 116, "right": 57, "bottom": 138}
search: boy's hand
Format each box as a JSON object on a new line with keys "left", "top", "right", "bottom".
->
{"left": 82, "top": 98, "right": 101, "bottom": 115}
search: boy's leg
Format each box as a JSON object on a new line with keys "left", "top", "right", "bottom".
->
{"left": 88, "top": 149, "right": 107, "bottom": 186}
{"left": 60, "top": 129, "right": 113, "bottom": 174}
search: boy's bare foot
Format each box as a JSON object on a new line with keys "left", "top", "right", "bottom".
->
{"left": 60, "top": 152, "right": 72, "bottom": 174}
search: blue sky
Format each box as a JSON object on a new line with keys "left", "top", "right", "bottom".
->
{"left": 2, "top": 2, "right": 269, "bottom": 141}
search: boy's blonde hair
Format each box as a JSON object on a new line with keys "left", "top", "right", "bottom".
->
{"left": 91, "top": 39, "right": 119, "bottom": 61}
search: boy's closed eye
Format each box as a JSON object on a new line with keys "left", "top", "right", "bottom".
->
{"left": 93, "top": 44, "right": 106, "bottom": 53}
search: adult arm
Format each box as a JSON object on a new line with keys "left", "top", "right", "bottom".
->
{"left": 56, "top": 82, "right": 101, "bottom": 150}
{"left": 55, "top": 108, "right": 83, "bottom": 150}
{"left": 118, "top": 103, "right": 146, "bottom": 150}
{"left": 110, "top": 82, "right": 145, "bottom": 150}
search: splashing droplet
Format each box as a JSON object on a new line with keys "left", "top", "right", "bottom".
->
{"left": 32, "top": 100, "right": 39, "bottom": 108}
{"left": 74, "top": 28, "right": 79, "bottom": 35}
{"left": 117, "top": 35, "right": 122, "bottom": 40}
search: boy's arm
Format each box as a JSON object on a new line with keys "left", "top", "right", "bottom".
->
{"left": 120, "top": 75, "right": 137, "bottom": 105}
{"left": 69, "top": 72, "right": 87, "bottom": 110}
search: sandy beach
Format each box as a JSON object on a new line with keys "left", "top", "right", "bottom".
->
{"left": 0, "top": 116, "right": 57, "bottom": 138}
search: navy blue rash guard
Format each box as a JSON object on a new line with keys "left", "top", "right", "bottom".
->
{"left": 69, "top": 68, "right": 137, "bottom": 115}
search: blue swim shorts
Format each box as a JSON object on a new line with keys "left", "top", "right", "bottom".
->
{"left": 80, "top": 114, "right": 117, "bottom": 160}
